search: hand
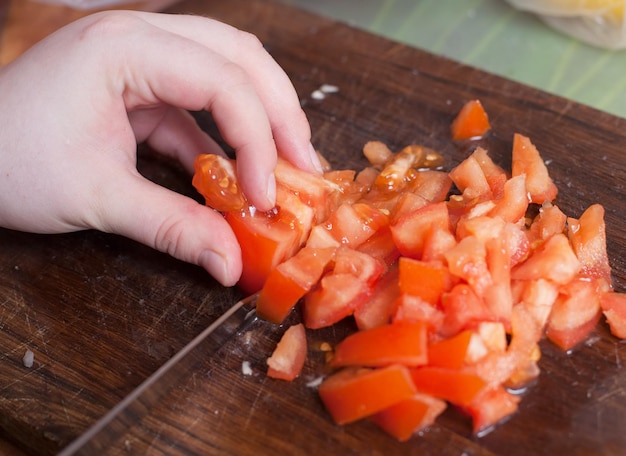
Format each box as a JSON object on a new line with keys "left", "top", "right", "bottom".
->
{"left": 0, "top": 11, "right": 321, "bottom": 286}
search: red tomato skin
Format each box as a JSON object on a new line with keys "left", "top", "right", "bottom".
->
{"left": 409, "top": 366, "right": 488, "bottom": 406}
{"left": 371, "top": 393, "right": 447, "bottom": 442}
{"left": 226, "top": 210, "right": 302, "bottom": 294}
{"left": 398, "top": 257, "right": 450, "bottom": 305}
{"left": 318, "top": 365, "right": 417, "bottom": 425}
{"left": 267, "top": 323, "right": 307, "bottom": 381}
{"left": 331, "top": 321, "right": 429, "bottom": 368}
{"left": 427, "top": 330, "right": 473, "bottom": 370}
{"left": 256, "top": 247, "right": 336, "bottom": 323}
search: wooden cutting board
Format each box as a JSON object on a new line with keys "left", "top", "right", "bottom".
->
{"left": 1, "top": 0, "right": 624, "bottom": 454}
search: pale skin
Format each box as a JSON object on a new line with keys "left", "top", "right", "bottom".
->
{"left": 0, "top": 11, "right": 322, "bottom": 287}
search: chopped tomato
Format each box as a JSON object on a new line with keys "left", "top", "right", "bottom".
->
{"left": 409, "top": 366, "right": 488, "bottom": 406}
{"left": 600, "top": 292, "right": 626, "bottom": 339}
{"left": 371, "top": 393, "right": 447, "bottom": 442}
{"left": 392, "top": 294, "right": 445, "bottom": 330}
{"left": 567, "top": 204, "right": 612, "bottom": 282}
{"left": 398, "top": 257, "right": 450, "bottom": 305}
{"left": 391, "top": 201, "right": 451, "bottom": 258}
{"left": 405, "top": 170, "right": 452, "bottom": 204}
{"left": 427, "top": 330, "right": 474, "bottom": 370}
{"left": 325, "top": 202, "right": 388, "bottom": 248}
{"left": 226, "top": 208, "right": 306, "bottom": 294}
{"left": 511, "top": 233, "right": 581, "bottom": 285}
{"left": 303, "top": 273, "right": 370, "bottom": 329}
{"left": 444, "top": 236, "right": 492, "bottom": 298}
{"left": 451, "top": 99, "right": 491, "bottom": 141}
{"left": 192, "top": 113, "right": 622, "bottom": 443}
{"left": 256, "top": 246, "right": 336, "bottom": 323}
{"left": 546, "top": 278, "right": 603, "bottom": 350}
{"left": 471, "top": 147, "right": 508, "bottom": 198}
{"left": 440, "top": 283, "right": 492, "bottom": 337}
{"left": 354, "top": 265, "right": 400, "bottom": 331}
{"left": 333, "top": 246, "right": 386, "bottom": 286}
{"left": 511, "top": 133, "right": 558, "bottom": 204}
{"left": 318, "top": 365, "right": 417, "bottom": 425}
{"left": 462, "top": 386, "right": 520, "bottom": 435}
{"left": 267, "top": 323, "right": 307, "bottom": 381}
{"left": 331, "top": 321, "right": 428, "bottom": 368}
{"left": 449, "top": 154, "right": 493, "bottom": 202}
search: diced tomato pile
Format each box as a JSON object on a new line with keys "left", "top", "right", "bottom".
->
{"left": 192, "top": 99, "right": 625, "bottom": 441}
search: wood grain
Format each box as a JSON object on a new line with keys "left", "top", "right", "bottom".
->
{"left": 1, "top": 0, "right": 625, "bottom": 454}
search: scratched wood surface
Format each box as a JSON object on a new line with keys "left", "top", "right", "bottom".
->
{"left": 1, "top": 0, "right": 625, "bottom": 454}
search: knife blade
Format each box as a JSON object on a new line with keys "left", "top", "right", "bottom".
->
{"left": 59, "top": 293, "right": 259, "bottom": 456}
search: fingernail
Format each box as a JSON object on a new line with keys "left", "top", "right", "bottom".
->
{"left": 309, "top": 143, "right": 324, "bottom": 174}
{"left": 266, "top": 173, "right": 277, "bottom": 207}
{"left": 199, "top": 249, "right": 233, "bottom": 286}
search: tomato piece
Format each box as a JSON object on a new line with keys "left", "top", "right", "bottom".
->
{"left": 448, "top": 154, "right": 492, "bottom": 201}
{"left": 398, "top": 257, "right": 449, "bottom": 305}
{"left": 516, "top": 278, "right": 559, "bottom": 330}
{"left": 274, "top": 158, "right": 333, "bottom": 222}
{"left": 440, "top": 283, "right": 492, "bottom": 337}
{"left": 303, "top": 273, "right": 370, "bottom": 329}
{"left": 427, "top": 330, "right": 474, "bottom": 370}
{"left": 192, "top": 154, "right": 245, "bottom": 212}
{"left": 511, "top": 233, "right": 580, "bottom": 285}
{"left": 267, "top": 323, "right": 307, "bottom": 381}
{"left": 421, "top": 226, "right": 458, "bottom": 263}
{"left": 354, "top": 265, "right": 400, "bottom": 331}
{"left": 462, "top": 386, "right": 520, "bottom": 435}
{"left": 333, "top": 246, "right": 385, "bottom": 285}
{"left": 256, "top": 247, "right": 336, "bottom": 323}
{"left": 326, "top": 202, "right": 388, "bottom": 248}
{"left": 371, "top": 393, "right": 447, "bottom": 442}
{"left": 226, "top": 210, "right": 301, "bottom": 294}
{"left": 331, "top": 321, "right": 428, "bottom": 368}
{"left": 444, "top": 236, "right": 492, "bottom": 298}
{"left": 528, "top": 202, "right": 567, "bottom": 242}
{"left": 305, "top": 224, "right": 342, "bottom": 249}
{"left": 488, "top": 174, "right": 528, "bottom": 224}
{"left": 318, "top": 365, "right": 417, "bottom": 425}
{"left": 471, "top": 147, "right": 508, "bottom": 198}
{"left": 567, "top": 204, "right": 611, "bottom": 282}
{"left": 451, "top": 99, "right": 491, "bottom": 141}
{"left": 600, "top": 292, "right": 626, "bottom": 339}
{"left": 391, "top": 201, "right": 451, "bottom": 258}
{"left": 405, "top": 170, "right": 452, "bottom": 203}
{"left": 409, "top": 366, "right": 488, "bottom": 406}
{"left": 511, "top": 133, "right": 558, "bottom": 204}
{"left": 356, "top": 226, "right": 401, "bottom": 266}
{"left": 392, "top": 294, "right": 445, "bottom": 331}
{"left": 546, "top": 278, "right": 603, "bottom": 350}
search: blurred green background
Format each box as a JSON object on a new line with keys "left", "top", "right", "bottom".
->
{"left": 282, "top": 0, "right": 626, "bottom": 119}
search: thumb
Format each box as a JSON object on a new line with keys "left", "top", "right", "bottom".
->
{"left": 97, "top": 174, "right": 242, "bottom": 286}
